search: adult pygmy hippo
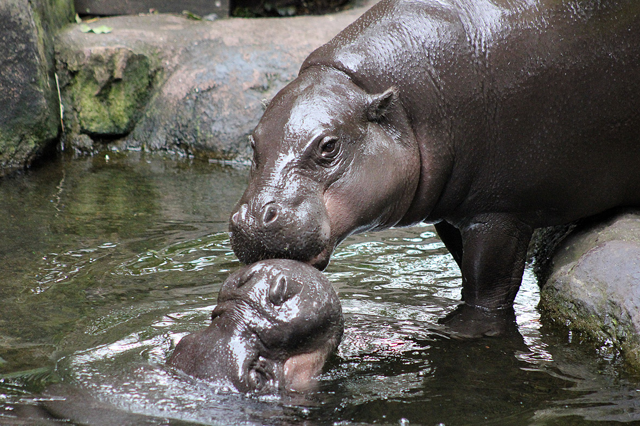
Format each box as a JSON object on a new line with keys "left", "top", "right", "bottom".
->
{"left": 229, "top": 0, "right": 640, "bottom": 336}
{"left": 167, "top": 259, "right": 343, "bottom": 393}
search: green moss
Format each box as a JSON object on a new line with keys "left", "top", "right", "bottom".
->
{"left": 540, "top": 291, "right": 609, "bottom": 342}
{"left": 622, "top": 343, "right": 640, "bottom": 372}
{"left": 71, "top": 51, "right": 153, "bottom": 136}
{"left": 541, "top": 285, "right": 640, "bottom": 373}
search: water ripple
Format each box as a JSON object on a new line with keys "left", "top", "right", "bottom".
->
{"left": 115, "top": 233, "right": 235, "bottom": 276}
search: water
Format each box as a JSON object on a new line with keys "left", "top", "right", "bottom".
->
{"left": 1, "top": 152, "right": 639, "bottom": 425}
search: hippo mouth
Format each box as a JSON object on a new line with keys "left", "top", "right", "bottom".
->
{"left": 229, "top": 190, "right": 334, "bottom": 269}
{"left": 169, "top": 258, "right": 344, "bottom": 394}
{"left": 228, "top": 225, "right": 332, "bottom": 270}
{"left": 208, "top": 300, "right": 329, "bottom": 393}
{"left": 307, "top": 247, "right": 332, "bottom": 270}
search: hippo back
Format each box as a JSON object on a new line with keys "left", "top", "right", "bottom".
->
{"left": 302, "top": 0, "right": 640, "bottom": 225}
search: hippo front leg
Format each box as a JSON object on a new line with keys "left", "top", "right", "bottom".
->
{"left": 439, "top": 214, "right": 533, "bottom": 338}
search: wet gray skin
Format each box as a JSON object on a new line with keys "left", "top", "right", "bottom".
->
{"left": 167, "top": 259, "right": 343, "bottom": 394}
{"left": 229, "top": 0, "right": 640, "bottom": 337}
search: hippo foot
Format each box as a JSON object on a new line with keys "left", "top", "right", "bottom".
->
{"left": 438, "top": 304, "right": 518, "bottom": 339}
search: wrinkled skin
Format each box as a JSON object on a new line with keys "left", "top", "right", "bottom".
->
{"left": 167, "top": 259, "right": 343, "bottom": 393}
{"left": 230, "top": 0, "right": 640, "bottom": 337}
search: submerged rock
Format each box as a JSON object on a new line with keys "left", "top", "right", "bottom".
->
{"left": 0, "top": 0, "right": 74, "bottom": 176}
{"left": 538, "top": 210, "right": 640, "bottom": 370}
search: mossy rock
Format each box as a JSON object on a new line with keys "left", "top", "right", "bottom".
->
{"left": 0, "top": 0, "right": 75, "bottom": 176}
{"left": 66, "top": 47, "right": 156, "bottom": 137}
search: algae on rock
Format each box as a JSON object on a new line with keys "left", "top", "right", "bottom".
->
{"left": 53, "top": 8, "right": 368, "bottom": 159}
{"left": 63, "top": 47, "right": 158, "bottom": 138}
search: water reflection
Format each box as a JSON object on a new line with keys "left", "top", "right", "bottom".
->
{"left": 1, "top": 154, "right": 640, "bottom": 425}
{"left": 0, "top": 153, "right": 246, "bottom": 378}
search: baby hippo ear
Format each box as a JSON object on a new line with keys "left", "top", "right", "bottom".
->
{"left": 367, "top": 87, "right": 397, "bottom": 122}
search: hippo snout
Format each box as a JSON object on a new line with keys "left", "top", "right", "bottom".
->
{"left": 229, "top": 197, "right": 332, "bottom": 269}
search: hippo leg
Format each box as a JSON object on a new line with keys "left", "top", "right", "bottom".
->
{"left": 434, "top": 221, "right": 463, "bottom": 267}
{"left": 440, "top": 214, "right": 533, "bottom": 337}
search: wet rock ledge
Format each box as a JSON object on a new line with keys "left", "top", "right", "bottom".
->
{"left": 54, "top": 6, "right": 368, "bottom": 159}
{"left": 536, "top": 210, "right": 640, "bottom": 371}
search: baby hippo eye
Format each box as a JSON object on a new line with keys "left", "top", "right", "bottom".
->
{"left": 249, "top": 369, "right": 267, "bottom": 391}
{"left": 248, "top": 359, "right": 275, "bottom": 392}
{"left": 318, "top": 136, "right": 340, "bottom": 160}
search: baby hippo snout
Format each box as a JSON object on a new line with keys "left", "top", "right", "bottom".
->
{"left": 167, "top": 259, "right": 343, "bottom": 394}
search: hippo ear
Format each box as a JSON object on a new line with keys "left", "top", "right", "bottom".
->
{"left": 367, "top": 87, "right": 397, "bottom": 122}
{"left": 269, "top": 275, "right": 291, "bottom": 306}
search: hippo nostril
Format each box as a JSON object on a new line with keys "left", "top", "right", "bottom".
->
{"left": 269, "top": 275, "right": 288, "bottom": 306}
{"left": 231, "top": 211, "right": 240, "bottom": 225}
{"left": 231, "top": 204, "right": 248, "bottom": 226}
{"left": 262, "top": 203, "right": 279, "bottom": 226}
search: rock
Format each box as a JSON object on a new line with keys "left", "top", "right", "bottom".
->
{"left": 54, "top": 6, "right": 370, "bottom": 159}
{"left": 74, "top": 0, "right": 229, "bottom": 18}
{"left": 538, "top": 210, "right": 640, "bottom": 370}
{"left": 232, "top": 0, "right": 354, "bottom": 17}
{"left": 58, "top": 46, "right": 159, "bottom": 139}
{"left": 0, "top": 0, "right": 74, "bottom": 177}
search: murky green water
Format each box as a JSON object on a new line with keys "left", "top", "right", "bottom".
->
{"left": 1, "top": 153, "right": 640, "bottom": 425}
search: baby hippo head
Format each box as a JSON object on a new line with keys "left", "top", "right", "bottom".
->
{"left": 167, "top": 259, "right": 343, "bottom": 394}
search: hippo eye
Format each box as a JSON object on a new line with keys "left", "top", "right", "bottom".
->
{"left": 248, "top": 359, "right": 274, "bottom": 392}
{"left": 249, "top": 369, "right": 267, "bottom": 391}
{"left": 318, "top": 136, "right": 340, "bottom": 162}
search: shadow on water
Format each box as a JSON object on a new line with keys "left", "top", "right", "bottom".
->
{"left": 1, "top": 153, "right": 640, "bottom": 425}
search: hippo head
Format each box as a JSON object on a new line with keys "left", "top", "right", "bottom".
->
{"left": 167, "top": 259, "right": 343, "bottom": 394}
{"left": 229, "top": 68, "right": 420, "bottom": 269}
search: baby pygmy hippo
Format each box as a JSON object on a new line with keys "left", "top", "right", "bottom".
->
{"left": 168, "top": 259, "right": 343, "bottom": 394}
